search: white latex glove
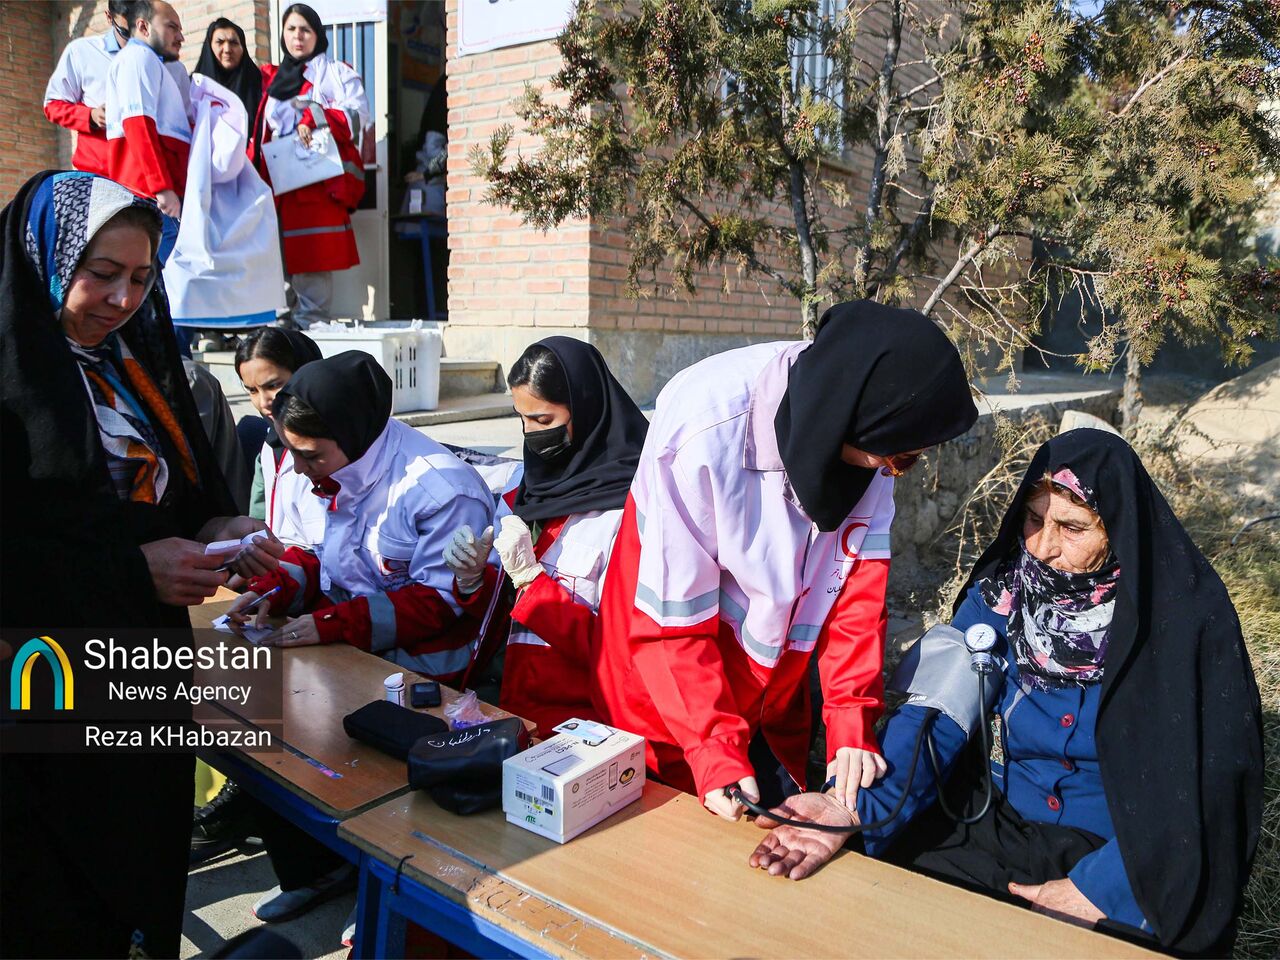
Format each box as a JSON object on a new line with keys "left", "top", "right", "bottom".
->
{"left": 442, "top": 524, "right": 493, "bottom": 595}
{"left": 494, "top": 514, "right": 542, "bottom": 589}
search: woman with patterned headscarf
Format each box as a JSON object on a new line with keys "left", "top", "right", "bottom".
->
{"left": 750, "top": 430, "right": 1263, "bottom": 956}
{"left": 0, "top": 171, "right": 277, "bottom": 955}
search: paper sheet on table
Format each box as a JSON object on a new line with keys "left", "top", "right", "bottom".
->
{"left": 211, "top": 614, "right": 275, "bottom": 645}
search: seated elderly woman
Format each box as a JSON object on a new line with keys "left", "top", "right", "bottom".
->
{"left": 749, "top": 429, "right": 1262, "bottom": 955}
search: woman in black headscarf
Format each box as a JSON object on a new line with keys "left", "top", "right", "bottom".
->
{"left": 442, "top": 337, "right": 649, "bottom": 738}
{"left": 194, "top": 18, "right": 263, "bottom": 126}
{"left": 254, "top": 3, "right": 369, "bottom": 327}
{"left": 234, "top": 327, "right": 325, "bottom": 546}
{"left": 226, "top": 352, "right": 496, "bottom": 685}
{"left": 0, "top": 171, "right": 270, "bottom": 957}
{"left": 750, "top": 429, "right": 1262, "bottom": 956}
{"left": 593, "top": 300, "right": 978, "bottom": 822}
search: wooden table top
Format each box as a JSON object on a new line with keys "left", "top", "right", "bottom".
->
{"left": 339, "top": 783, "right": 1157, "bottom": 960}
{"left": 190, "top": 595, "right": 516, "bottom": 820}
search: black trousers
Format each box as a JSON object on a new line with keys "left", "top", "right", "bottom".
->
{"left": 876, "top": 752, "right": 1170, "bottom": 954}
{"left": 253, "top": 802, "right": 346, "bottom": 891}
{"left": 880, "top": 763, "right": 1106, "bottom": 899}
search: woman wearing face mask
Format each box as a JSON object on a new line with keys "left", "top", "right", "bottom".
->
{"left": 749, "top": 430, "right": 1263, "bottom": 957}
{"left": 444, "top": 338, "right": 648, "bottom": 738}
{"left": 234, "top": 327, "right": 326, "bottom": 548}
{"left": 0, "top": 171, "right": 268, "bottom": 957}
{"left": 254, "top": 3, "right": 368, "bottom": 328}
{"left": 227, "top": 352, "right": 497, "bottom": 686}
{"left": 592, "top": 300, "right": 979, "bottom": 823}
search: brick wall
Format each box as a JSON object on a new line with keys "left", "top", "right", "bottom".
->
{"left": 444, "top": 0, "right": 592, "bottom": 334}
{"left": 1, "top": 1, "right": 59, "bottom": 201}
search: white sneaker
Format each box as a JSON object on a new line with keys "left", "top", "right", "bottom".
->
{"left": 341, "top": 904, "right": 357, "bottom": 948}
{"left": 251, "top": 863, "right": 355, "bottom": 923}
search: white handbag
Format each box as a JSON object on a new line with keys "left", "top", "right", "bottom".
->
{"left": 262, "top": 100, "right": 343, "bottom": 195}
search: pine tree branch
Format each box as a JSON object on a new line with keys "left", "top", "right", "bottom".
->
{"left": 672, "top": 192, "right": 793, "bottom": 293}
{"left": 1115, "top": 52, "right": 1191, "bottom": 117}
{"left": 921, "top": 223, "right": 1002, "bottom": 318}
{"left": 877, "top": 194, "right": 934, "bottom": 289}
{"left": 854, "top": 0, "right": 905, "bottom": 282}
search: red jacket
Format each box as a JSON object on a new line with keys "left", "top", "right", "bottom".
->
{"left": 255, "top": 63, "right": 365, "bottom": 274}
{"left": 499, "top": 509, "right": 620, "bottom": 739}
{"left": 592, "top": 495, "right": 889, "bottom": 801}
{"left": 246, "top": 547, "right": 498, "bottom": 688}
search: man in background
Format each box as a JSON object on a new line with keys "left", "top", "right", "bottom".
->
{"left": 43, "top": 1, "right": 132, "bottom": 176}
{"left": 107, "top": 0, "right": 190, "bottom": 263}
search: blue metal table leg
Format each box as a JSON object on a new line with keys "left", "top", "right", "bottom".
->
{"left": 364, "top": 857, "right": 553, "bottom": 960}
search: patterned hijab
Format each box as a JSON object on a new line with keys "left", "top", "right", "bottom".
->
{"left": 977, "top": 466, "right": 1119, "bottom": 690}
{"left": 23, "top": 172, "right": 196, "bottom": 503}
{"left": 956, "top": 430, "right": 1262, "bottom": 952}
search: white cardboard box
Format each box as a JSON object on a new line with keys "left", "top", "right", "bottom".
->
{"left": 502, "top": 720, "right": 645, "bottom": 843}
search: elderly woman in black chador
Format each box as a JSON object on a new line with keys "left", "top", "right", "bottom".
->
{"left": 750, "top": 429, "right": 1263, "bottom": 956}
{"left": 0, "top": 171, "right": 272, "bottom": 957}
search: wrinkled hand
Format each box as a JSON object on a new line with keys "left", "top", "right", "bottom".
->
{"left": 748, "top": 791, "right": 854, "bottom": 880}
{"left": 1008, "top": 878, "right": 1104, "bottom": 928}
{"left": 297, "top": 123, "right": 313, "bottom": 147}
{"left": 155, "top": 189, "right": 181, "bottom": 220}
{"left": 198, "top": 517, "right": 284, "bottom": 579}
{"left": 494, "top": 514, "right": 542, "bottom": 589}
{"left": 140, "top": 537, "right": 228, "bottom": 607}
{"left": 224, "top": 530, "right": 286, "bottom": 579}
{"left": 828, "top": 746, "right": 888, "bottom": 813}
{"left": 259, "top": 614, "right": 319, "bottom": 648}
{"left": 703, "top": 776, "right": 759, "bottom": 822}
{"left": 442, "top": 524, "right": 494, "bottom": 595}
{"left": 90, "top": 105, "right": 107, "bottom": 129}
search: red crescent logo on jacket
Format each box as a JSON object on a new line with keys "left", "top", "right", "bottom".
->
{"left": 837, "top": 522, "right": 869, "bottom": 560}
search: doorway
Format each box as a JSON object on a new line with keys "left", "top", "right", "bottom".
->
{"left": 387, "top": 1, "right": 448, "bottom": 321}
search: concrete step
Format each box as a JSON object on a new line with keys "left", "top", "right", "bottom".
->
{"left": 197, "top": 351, "right": 506, "bottom": 404}
{"left": 395, "top": 393, "right": 514, "bottom": 427}
{"left": 440, "top": 357, "right": 503, "bottom": 399}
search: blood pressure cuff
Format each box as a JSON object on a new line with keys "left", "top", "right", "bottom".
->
{"left": 887, "top": 624, "right": 1003, "bottom": 737}
{"left": 343, "top": 700, "right": 449, "bottom": 760}
{"left": 407, "top": 716, "right": 530, "bottom": 815}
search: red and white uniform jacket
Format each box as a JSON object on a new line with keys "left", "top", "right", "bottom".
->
{"left": 43, "top": 30, "right": 123, "bottom": 175}
{"left": 497, "top": 485, "right": 622, "bottom": 739}
{"left": 260, "top": 443, "right": 328, "bottom": 549}
{"left": 255, "top": 55, "right": 368, "bottom": 274}
{"left": 106, "top": 39, "right": 192, "bottom": 199}
{"left": 246, "top": 420, "right": 497, "bottom": 686}
{"left": 593, "top": 341, "right": 895, "bottom": 801}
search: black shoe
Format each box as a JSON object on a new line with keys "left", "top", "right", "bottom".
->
{"left": 195, "top": 780, "right": 260, "bottom": 840}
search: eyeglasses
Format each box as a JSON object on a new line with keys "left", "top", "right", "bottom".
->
{"left": 880, "top": 452, "right": 922, "bottom": 477}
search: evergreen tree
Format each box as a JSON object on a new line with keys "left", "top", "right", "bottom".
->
{"left": 473, "top": 0, "right": 1279, "bottom": 428}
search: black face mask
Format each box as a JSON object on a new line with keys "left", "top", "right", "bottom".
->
{"left": 524, "top": 423, "right": 572, "bottom": 462}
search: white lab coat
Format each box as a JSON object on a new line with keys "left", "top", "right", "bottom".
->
{"left": 313, "top": 420, "right": 494, "bottom": 618}
{"left": 260, "top": 444, "right": 328, "bottom": 549}
{"left": 165, "top": 75, "right": 285, "bottom": 328}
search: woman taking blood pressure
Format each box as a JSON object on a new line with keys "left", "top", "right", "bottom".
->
{"left": 591, "top": 300, "right": 978, "bottom": 819}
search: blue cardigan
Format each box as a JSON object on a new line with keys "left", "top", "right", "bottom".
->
{"left": 856, "top": 585, "right": 1149, "bottom": 930}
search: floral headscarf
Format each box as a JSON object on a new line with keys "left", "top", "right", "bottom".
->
{"left": 977, "top": 466, "right": 1119, "bottom": 690}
